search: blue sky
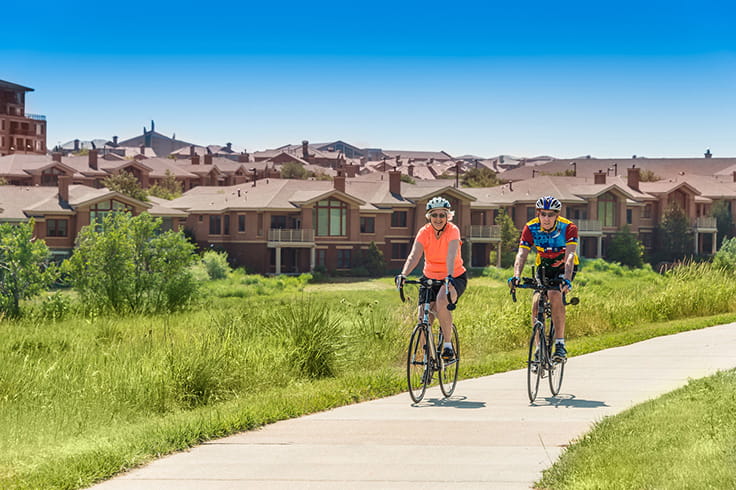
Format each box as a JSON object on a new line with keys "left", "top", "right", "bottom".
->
{"left": 3, "top": 0, "right": 736, "bottom": 158}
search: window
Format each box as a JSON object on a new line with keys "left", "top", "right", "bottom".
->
{"left": 337, "top": 249, "right": 352, "bottom": 268}
{"left": 90, "top": 199, "right": 133, "bottom": 225}
{"left": 223, "top": 215, "right": 230, "bottom": 235}
{"left": 626, "top": 209, "right": 632, "bottom": 224}
{"left": 526, "top": 206, "right": 535, "bottom": 221}
{"left": 209, "top": 215, "right": 222, "bottom": 235}
{"left": 315, "top": 199, "right": 347, "bottom": 236}
{"left": 238, "top": 215, "right": 246, "bottom": 232}
{"left": 271, "top": 215, "right": 287, "bottom": 229}
{"left": 41, "top": 167, "right": 64, "bottom": 186}
{"left": 392, "top": 243, "right": 408, "bottom": 260}
{"left": 360, "top": 217, "right": 375, "bottom": 233}
{"left": 391, "top": 211, "right": 407, "bottom": 227}
{"left": 642, "top": 204, "right": 653, "bottom": 219}
{"left": 316, "top": 249, "right": 326, "bottom": 267}
{"left": 597, "top": 193, "right": 616, "bottom": 227}
{"left": 46, "top": 219, "right": 68, "bottom": 237}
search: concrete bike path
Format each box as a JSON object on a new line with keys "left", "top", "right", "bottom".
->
{"left": 93, "top": 322, "right": 736, "bottom": 489}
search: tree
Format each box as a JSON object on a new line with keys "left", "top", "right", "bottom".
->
{"left": 710, "top": 200, "right": 733, "bottom": 244}
{"left": 353, "top": 241, "right": 386, "bottom": 277}
{"left": 712, "top": 236, "right": 736, "bottom": 271}
{"left": 639, "top": 169, "right": 661, "bottom": 182}
{"left": 148, "top": 169, "right": 183, "bottom": 200}
{"left": 461, "top": 168, "right": 501, "bottom": 187}
{"left": 656, "top": 203, "right": 693, "bottom": 262}
{"left": 102, "top": 171, "right": 148, "bottom": 202}
{"left": 64, "top": 212, "right": 198, "bottom": 313}
{"left": 0, "top": 220, "right": 56, "bottom": 317}
{"left": 605, "top": 224, "right": 644, "bottom": 268}
{"left": 496, "top": 208, "right": 519, "bottom": 268}
{"left": 280, "top": 161, "right": 309, "bottom": 179}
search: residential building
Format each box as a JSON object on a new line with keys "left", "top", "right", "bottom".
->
{"left": 0, "top": 80, "right": 47, "bottom": 156}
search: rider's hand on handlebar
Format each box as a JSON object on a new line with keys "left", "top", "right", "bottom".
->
{"left": 508, "top": 276, "right": 520, "bottom": 288}
{"left": 561, "top": 278, "right": 572, "bottom": 293}
{"left": 395, "top": 274, "right": 406, "bottom": 289}
{"left": 445, "top": 275, "right": 455, "bottom": 287}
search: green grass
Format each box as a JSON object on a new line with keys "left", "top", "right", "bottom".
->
{"left": 538, "top": 369, "right": 736, "bottom": 489}
{"left": 1, "top": 262, "right": 736, "bottom": 488}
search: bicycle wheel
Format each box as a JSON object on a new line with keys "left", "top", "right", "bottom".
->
{"left": 547, "top": 321, "right": 565, "bottom": 395}
{"left": 527, "top": 325, "right": 543, "bottom": 403}
{"left": 438, "top": 324, "right": 460, "bottom": 398}
{"left": 407, "top": 324, "right": 429, "bottom": 403}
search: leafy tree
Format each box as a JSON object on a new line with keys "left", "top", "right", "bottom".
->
{"left": 400, "top": 174, "right": 416, "bottom": 184}
{"left": 148, "top": 169, "right": 183, "bottom": 200}
{"left": 712, "top": 236, "right": 736, "bottom": 271}
{"left": 710, "top": 200, "right": 733, "bottom": 243}
{"left": 0, "top": 176, "right": 7, "bottom": 185}
{"left": 0, "top": 220, "right": 57, "bottom": 317}
{"left": 201, "top": 250, "right": 231, "bottom": 280}
{"left": 656, "top": 203, "right": 693, "bottom": 262}
{"left": 102, "top": 171, "right": 148, "bottom": 202}
{"left": 461, "top": 168, "right": 501, "bottom": 187}
{"left": 64, "top": 212, "right": 198, "bottom": 313}
{"left": 496, "top": 208, "right": 519, "bottom": 268}
{"left": 280, "top": 161, "right": 309, "bottom": 179}
{"left": 354, "top": 241, "right": 386, "bottom": 277}
{"left": 605, "top": 224, "right": 644, "bottom": 268}
{"left": 639, "top": 169, "right": 661, "bottom": 182}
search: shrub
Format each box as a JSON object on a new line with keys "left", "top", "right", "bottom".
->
{"left": 712, "top": 237, "right": 736, "bottom": 271}
{"left": 201, "top": 250, "right": 231, "bottom": 280}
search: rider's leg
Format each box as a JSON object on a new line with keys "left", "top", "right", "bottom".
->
{"left": 435, "top": 284, "right": 456, "bottom": 344}
{"left": 548, "top": 290, "right": 566, "bottom": 340}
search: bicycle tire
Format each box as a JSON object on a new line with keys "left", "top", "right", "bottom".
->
{"left": 527, "top": 325, "right": 543, "bottom": 403}
{"left": 438, "top": 324, "right": 460, "bottom": 398}
{"left": 407, "top": 324, "right": 429, "bottom": 403}
{"left": 547, "top": 320, "right": 565, "bottom": 395}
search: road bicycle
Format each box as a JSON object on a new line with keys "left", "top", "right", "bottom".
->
{"left": 398, "top": 277, "right": 460, "bottom": 403}
{"left": 510, "top": 269, "right": 579, "bottom": 403}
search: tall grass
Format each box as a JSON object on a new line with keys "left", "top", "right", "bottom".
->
{"left": 1, "top": 260, "right": 736, "bottom": 488}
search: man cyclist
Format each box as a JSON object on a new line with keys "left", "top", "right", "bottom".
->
{"left": 508, "top": 196, "right": 578, "bottom": 360}
{"left": 396, "top": 196, "right": 468, "bottom": 361}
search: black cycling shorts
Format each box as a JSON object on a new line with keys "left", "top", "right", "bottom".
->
{"left": 535, "top": 265, "right": 577, "bottom": 285}
{"left": 418, "top": 272, "right": 468, "bottom": 305}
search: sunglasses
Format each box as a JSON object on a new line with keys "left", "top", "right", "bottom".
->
{"left": 430, "top": 213, "right": 447, "bottom": 219}
{"left": 538, "top": 211, "right": 558, "bottom": 218}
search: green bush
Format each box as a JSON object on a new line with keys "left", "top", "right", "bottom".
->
{"left": 712, "top": 237, "right": 736, "bottom": 271}
{"left": 201, "top": 250, "right": 232, "bottom": 280}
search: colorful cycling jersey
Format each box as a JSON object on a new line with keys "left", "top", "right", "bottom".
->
{"left": 519, "top": 216, "right": 579, "bottom": 268}
{"left": 415, "top": 222, "right": 466, "bottom": 279}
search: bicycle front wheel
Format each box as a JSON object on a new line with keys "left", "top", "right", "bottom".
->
{"left": 407, "top": 325, "right": 429, "bottom": 403}
{"left": 438, "top": 324, "right": 460, "bottom": 398}
{"left": 527, "top": 326, "right": 543, "bottom": 403}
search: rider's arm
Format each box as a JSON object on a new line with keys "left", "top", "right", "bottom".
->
{"left": 401, "top": 241, "right": 424, "bottom": 277}
{"left": 446, "top": 239, "right": 460, "bottom": 278}
{"left": 563, "top": 243, "right": 577, "bottom": 283}
{"left": 513, "top": 246, "right": 530, "bottom": 279}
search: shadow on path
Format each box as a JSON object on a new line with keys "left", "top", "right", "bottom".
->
{"left": 412, "top": 395, "right": 487, "bottom": 409}
{"left": 531, "top": 393, "right": 609, "bottom": 408}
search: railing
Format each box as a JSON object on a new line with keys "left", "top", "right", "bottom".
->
{"left": 466, "top": 225, "right": 501, "bottom": 240}
{"left": 576, "top": 219, "right": 602, "bottom": 232}
{"left": 268, "top": 228, "right": 314, "bottom": 243}
{"left": 693, "top": 216, "right": 717, "bottom": 230}
{"left": 25, "top": 113, "right": 46, "bottom": 121}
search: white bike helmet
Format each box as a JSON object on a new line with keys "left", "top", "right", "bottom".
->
{"left": 535, "top": 195, "right": 562, "bottom": 211}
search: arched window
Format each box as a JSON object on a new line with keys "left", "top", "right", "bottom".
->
{"left": 90, "top": 199, "right": 133, "bottom": 226}
{"left": 597, "top": 193, "right": 616, "bottom": 227}
{"left": 41, "top": 167, "right": 64, "bottom": 186}
{"left": 315, "top": 199, "right": 347, "bottom": 236}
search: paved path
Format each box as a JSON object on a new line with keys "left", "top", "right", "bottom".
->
{"left": 93, "top": 323, "right": 736, "bottom": 489}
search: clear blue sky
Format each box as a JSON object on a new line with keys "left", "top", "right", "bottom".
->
{"left": 3, "top": 0, "right": 736, "bottom": 159}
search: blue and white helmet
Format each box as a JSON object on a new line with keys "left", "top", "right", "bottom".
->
{"left": 535, "top": 195, "right": 562, "bottom": 211}
{"left": 426, "top": 196, "right": 452, "bottom": 211}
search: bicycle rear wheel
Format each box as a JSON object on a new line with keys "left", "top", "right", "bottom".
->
{"left": 527, "top": 326, "right": 543, "bottom": 403}
{"left": 547, "top": 322, "right": 565, "bottom": 395}
{"left": 407, "top": 324, "right": 429, "bottom": 403}
{"left": 438, "top": 324, "right": 460, "bottom": 398}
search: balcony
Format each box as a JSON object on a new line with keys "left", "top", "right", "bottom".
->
{"left": 693, "top": 216, "right": 717, "bottom": 232}
{"left": 25, "top": 113, "right": 46, "bottom": 121}
{"left": 466, "top": 225, "right": 501, "bottom": 242}
{"left": 577, "top": 219, "right": 602, "bottom": 235}
{"left": 267, "top": 228, "right": 315, "bottom": 247}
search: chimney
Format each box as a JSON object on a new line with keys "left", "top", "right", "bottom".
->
{"left": 189, "top": 145, "right": 195, "bottom": 157}
{"left": 705, "top": 148, "right": 712, "bottom": 159}
{"left": 74, "top": 139, "right": 80, "bottom": 152}
{"left": 58, "top": 175, "right": 72, "bottom": 202}
{"left": 627, "top": 166, "right": 640, "bottom": 191}
{"left": 334, "top": 172, "right": 346, "bottom": 193}
{"left": 238, "top": 153, "right": 249, "bottom": 163}
{"left": 204, "top": 154, "right": 213, "bottom": 165}
{"left": 302, "top": 140, "right": 309, "bottom": 159}
{"left": 52, "top": 152, "right": 62, "bottom": 163}
{"left": 88, "top": 149, "right": 98, "bottom": 170}
{"left": 139, "top": 145, "right": 145, "bottom": 155}
{"left": 112, "top": 136, "right": 118, "bottom": 146}
{"left": 594, "top": 170, "right": 607, "bottom": 185}
{"left": 732, "top": 171, "right": 736, "bottom": 183}
{"left": 408, "top": 164, "right": 414, "bottom": 177}
{"left": 509, "top": 181, "right": 513, "bottom": 191}
{"left": 192, "top": 155, "right": 200, "bottom": 165}
{"left": 389, "top": 170, "right": 401, "bottom": 195}
{"left": 226, "top": 142, "right": 232, "bottom": 152}
{"left": 345, "top": 164, "right": 356, "bottom": 178}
